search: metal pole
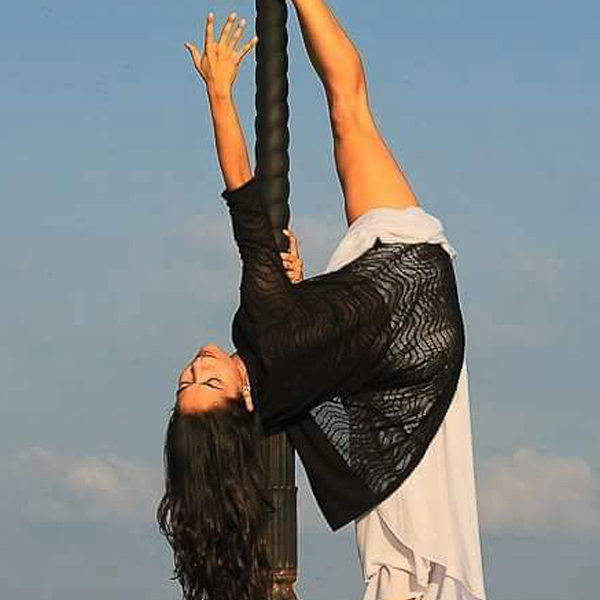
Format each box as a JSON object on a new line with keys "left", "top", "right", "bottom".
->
{"left": 254, "top": 1, "right": 298, "bottom": 599}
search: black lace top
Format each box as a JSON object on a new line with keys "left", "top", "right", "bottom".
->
{"left": 222, "top": 176, "right": 465, "bottom": 531}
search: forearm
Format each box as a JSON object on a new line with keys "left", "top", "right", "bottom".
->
{"left": 290, "top": 0, "right": 363, "bottom": 95}
{"left": 207, "top": 87, "right": 253, "bottom": 191}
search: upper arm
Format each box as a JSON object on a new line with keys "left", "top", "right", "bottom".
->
{"left": 222, "top": 177, "right": 294, "bottom": 321}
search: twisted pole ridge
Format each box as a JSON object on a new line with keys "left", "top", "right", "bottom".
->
{"left": 255, "top": 1, "right": 298, "bottom": 600}
{"left": 255, "top": 0, "right": 291, "bottom": 252}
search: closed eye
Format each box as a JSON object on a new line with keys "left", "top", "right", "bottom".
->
{"left": 177, "top": 378, "right": 222, "bottom": 394}
{"left": 203, "top": 378, "right": 222, "bottom": 390}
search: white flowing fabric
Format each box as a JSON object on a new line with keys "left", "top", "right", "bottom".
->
{"left": 321, "top": 207, "right": 487, "bottom": 600}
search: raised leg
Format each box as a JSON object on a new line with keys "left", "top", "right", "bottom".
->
{"left": 289, "top": 0, "right": 419, "bottom": 224}
{"left": 288, "top": 0, "right": 364, "bottom": 97}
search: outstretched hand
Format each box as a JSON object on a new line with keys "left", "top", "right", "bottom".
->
{"left": 184, "top": 11, "right": 258, "bottom": 95}
{"left": 280, "top": 229, "right": 305, "bottom": 284}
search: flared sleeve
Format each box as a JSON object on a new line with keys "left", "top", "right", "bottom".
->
{"left": 222, "top": 177, "right": 394, "bottom": 429}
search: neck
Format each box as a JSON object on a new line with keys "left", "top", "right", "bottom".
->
{"left": 230, "top": 352, "right": 250, "bottom": 388}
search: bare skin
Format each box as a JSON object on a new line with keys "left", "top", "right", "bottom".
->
{"left": 180, "top": 0, "right": 419, "bottom": 415}
{"left": 287, "top": 0, "right": 420, "bottom": 224}
{"left": 184, "top": 11, "right": 257, "bottom": 189}
{"left": 176, "top": 344, "right": 250, "bottom": 412}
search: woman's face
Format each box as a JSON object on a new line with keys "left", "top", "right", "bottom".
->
{"left": 176, "top": 344, "right": 244, "bottom": 413}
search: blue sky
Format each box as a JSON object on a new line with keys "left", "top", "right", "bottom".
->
{"left": 1, "top": 0, "right": 598, "bottom": 598}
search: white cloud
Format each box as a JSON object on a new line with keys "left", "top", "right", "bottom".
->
{"left": 478, "top": 447, "right": 600, "bottom": 541}
{"left": 4, "top": 445, "right": 333, "bottom": 534}
{"left": 9, "top": 444, "right": 600, "bottom": 543}
{"left": 8, "top": 447, "right": 162, "bottom": 523}
{"left": 299, "top": 445, "right": 600, "bottom": 541}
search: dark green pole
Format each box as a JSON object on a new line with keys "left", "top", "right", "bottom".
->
{"left": 254, "top": 1, "right": 298, "bottom": 599}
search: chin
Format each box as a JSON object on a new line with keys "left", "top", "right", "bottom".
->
{"left": 203, "top": 343, "right": 228, "bottom": 359}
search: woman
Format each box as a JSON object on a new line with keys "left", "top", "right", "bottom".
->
{"left": 157, "top": 3, "right": 487, "bottom": 600}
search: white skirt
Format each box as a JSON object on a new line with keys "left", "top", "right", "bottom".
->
{"left": 322, "top": 207, "right": 487, "bottom": 600}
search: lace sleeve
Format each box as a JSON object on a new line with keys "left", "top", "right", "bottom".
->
{"left": 256, "top": 241, "right": 464, "bottom": 433}
{"left": 222, "top": 178, "right": 396, "bottom": 424}
{"left": 222, "top": 179, "right": 456, "bottom": 433}
{"left": 253, "top": 256, "right": 394, "bottom": 429}
{"left": 221, "top": 177, "right": 294, "bottom": 323}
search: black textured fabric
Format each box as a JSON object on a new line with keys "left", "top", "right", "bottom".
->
{"left": 222, "top": 176, "right": 465, "bottom": 530}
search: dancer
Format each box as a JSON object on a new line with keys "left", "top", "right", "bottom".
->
{"left": 158, "top": 3, "right": 487, "bottom": 600}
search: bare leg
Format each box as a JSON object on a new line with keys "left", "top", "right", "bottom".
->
{"left": 288, "top": 0, "right": 364, "bottom": 96}
{"left": 289, "top": 0, "right": 419, "bottom": 224}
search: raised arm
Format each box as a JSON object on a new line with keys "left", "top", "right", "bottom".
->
{"left": 221, "top": 177, "right": 295, "bottom": 321}
{"left": 184, "top": 10, "right": 258, "bottom": 191}
{"left": 221, "top": 176, "right": 397, "bottom": 428}
{"left": 185, "top": 11, "right": 300, "bottom": 318}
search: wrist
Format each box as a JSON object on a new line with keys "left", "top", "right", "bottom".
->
{"left": 207, "top": 85, "right": 233, "bottom": 102}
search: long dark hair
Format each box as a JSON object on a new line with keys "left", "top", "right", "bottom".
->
{"left": 157, "top": 396, "right": 274, "bottom": 600}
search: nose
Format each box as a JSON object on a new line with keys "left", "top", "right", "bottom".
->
{"left": 191, "top": 353, "right": 214, "bottom": 380}
{"left": 178, "top": 363, "right": 194, "bottom": 384}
